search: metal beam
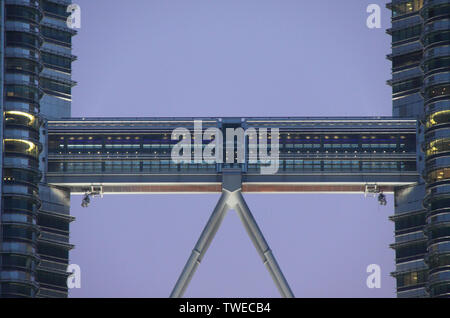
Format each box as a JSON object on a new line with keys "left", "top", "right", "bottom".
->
{"left": 232, "top": 191, "right": 295, "bottom": 298}
{"left": 170, "top": 190, "right": 230, "bottom": 298}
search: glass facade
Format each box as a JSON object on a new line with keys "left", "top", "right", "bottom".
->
{"left": 389, "top": 0, "right": 450, "bottom": 297}
{"left": 0, "top": 0, "right": 75, "bottom": 298}
{"left": 422, "top": 0, "right": 450, "bottom": 298}
{"left": 45, "top": 119, "right": 417, "bottom": 177}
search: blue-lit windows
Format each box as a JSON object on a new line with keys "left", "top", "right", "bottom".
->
{"left": 42, "top": 52, "right": 72, "bottom": 73}
{"left": 103, "top": 161, "right": 140, "bottom": 173}
{"left": 362, "top": 161, "right": 400, "bottom": 171}
{"left": 47, "top": 132, "right": 417, "bottom": 175}
{"left": 392, "top": 51, "right": 422, "bottom": 70}
{"left": 5, "top": 57, "right": 40, "bottom": 74}
{"left": 42, "top": 1, "right": 71, "bottom": 19}
{"left": 6, "top": 31, "right": 40, "bottom": 48}
{"left": 423, "top": 4, "right": 450, "bottom": 21}
{"left": 392, "top": 25, "right": 422, "bottom": 43}
{"left": 0, "top": 270, "right": 36, "bottom": 282}
{"left": 1, "top": 254, "right": 37, "bottom": 272}
{"left": 37, "top": 214, "right": 70, "bottom": 234}
{"left": 323, "top": 161, "right": 360, "bottom": 171}
{"left": 40, "top": 78, "right": 72, "bottom": 99}
{"left": 37, "top": 243, "right": 69, "bottom": 261}
{"left": 2, "top": 225, "right": 38, "bottom": 243}
{"left": 5, "top": 5, "right": 41, "bottom": 24}
{"left": 392, "top": 77, "right": 423, "bottom": 96}
{"left": 66, "top": 162, "right": 102, "bottom": 173}
{"left": 396, "top": 241, "right": 427, "bottom": 261}
{"left": 41, "top": 26, "right": 72, "bottom": 47}
{"left": 36, "top": 271, "right": 68, "bottom": 290}
{"left": 283, "top": 160, "right": 321, "bottom": 171}
{"left": 5, "top": 84, "right": 41, "bottom": 102}
{"left": 423, "top": 30, "right": 450, "bottom": 47}
{"left": 423, "top": 56, "right": 450, "bottom": 74}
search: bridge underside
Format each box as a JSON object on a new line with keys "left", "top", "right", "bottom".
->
{"left": 48, "top": 178, "right": 417, "bottom": 195}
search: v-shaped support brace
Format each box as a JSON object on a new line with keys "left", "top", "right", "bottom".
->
{"left": 170, "top": 170, "right": 295, "bottom": 298}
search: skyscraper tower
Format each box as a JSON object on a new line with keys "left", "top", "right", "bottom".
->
{"left": 421, "top": 0, "right": 450, "bottom": 298}
{"left": 0, "top": 0, "right": 76, "bottom": 298}
{"left": 388, "top": 0, "right": 450, "bottom": 297}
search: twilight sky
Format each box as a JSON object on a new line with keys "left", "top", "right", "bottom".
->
{"left": 68, "top": 0, "right": 396, "bottom": 297}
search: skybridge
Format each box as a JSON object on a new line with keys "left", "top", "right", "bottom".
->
{"left": 46, "top": 116, "right": 420, "bottom": 195}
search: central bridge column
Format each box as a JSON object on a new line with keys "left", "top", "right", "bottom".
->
{"left": 170, "top": 169, "right": 294, "bottom": 298}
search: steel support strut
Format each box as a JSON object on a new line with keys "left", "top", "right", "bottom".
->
{"left": 170, "top": 190, "right": 231, "bottom": 298}
{"left": 233, "top": 191, "right": 295, "bottom": 298}
{"left": 170, "top": 171, "right": 294, "bottom": 298}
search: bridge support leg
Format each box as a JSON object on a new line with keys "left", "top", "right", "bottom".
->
{"left": 233, "top": 191, "right": 295, "bottom": 298}
{"left": 170, "top": 190, "right": 230, "bottom": 298}
{"left": 170, "top": 171, "right": 294, "bottom": 298}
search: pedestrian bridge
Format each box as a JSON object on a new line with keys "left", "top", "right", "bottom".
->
{"left": 45, "top": 116, "right": 420, "bottom": 194}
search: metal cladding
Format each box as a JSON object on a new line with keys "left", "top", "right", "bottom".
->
{"left": 422, "top": 0, "right": 450, "bottom": 298}
{"left": 388, "top": 0, "right": 450, "bottom": 298}
{"left": 1, "top": 0, "right": 44, "bottom": 298}
{"left": 1, "top": 0, "right": 76, "bottom": 298}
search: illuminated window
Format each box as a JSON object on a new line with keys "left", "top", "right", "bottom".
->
{"left": 427, "top": 110, "right": 450, "bottom": 128}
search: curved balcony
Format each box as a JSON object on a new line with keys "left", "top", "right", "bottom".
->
{"left": 2, "top": 159, "right": 41, "bottom": 176}
{"left": 4, "top": 101, "right": 39, "bottom": 116}
{"left": 424, "top": 19, "right": 450, "bottom": 35}
{"left": 5, "top": 0, "right": 41, "bottom": 9}
{"left": 424, "top": 188, "right": 450, "bottom": 216}
{"left": 0, "top": 277, "right": 39, "bottom": 298}
{"left": 428, "top": 269, "right": 450, "bottom": 286}
{"left": 5, "top": 1, "right": 43, "bottom": 24}
{"left": 3, "top": 166, "right": 41, "bottom": 184}
{"left": 424, "top": 136, "right": 450, "bottom": 159}
{"left": 3, "top": 138, "right": 42, "bottom": 159}
{"left": 1, "top": 222, "right": 40, "bottom": 245}
{"left": 426, "top": 100, "right": 450, "bottom": 130}
{"left": 2, "top": 184, "right": 40, "bottom": 202}
{"left": 5, "top": 46, "right": 41, "bottom": 66}
{"left": 423, "top": 71, "right": 450, "bottom": 87}
{"left": 5, "top": 28, "right": 43, "bottom": 51}
{"left": 423, "top": 29, "right": 450, "bottom": 49}
{"left": 422, "top": 1, "right": 450, "bottom": 24}
{"left": 4, "top": 110, "right": 40, "bottom": 131}
{"left": 423, "top": 83, "right": 450, "bottom": 104}
{"left": 0, "top": 253, "right": 38, "bottom": 275}
{"left": 2, "top": 195, "right": 41, "bottom": 216}
{"left": 5, "top": 82, "right": 43, "bottom": 103}
{"left": 426, "top": 166, "right": 450, "bottom": 185}
{"left": 426, "top": 155, "right": 450, "bottom": 173}
{"left": 0, "top": 240, "right": 40, "bottom": 297}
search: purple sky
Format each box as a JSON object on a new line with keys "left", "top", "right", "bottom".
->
{"left": 68, "top": 0, "right": 396, "bottom": 297}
